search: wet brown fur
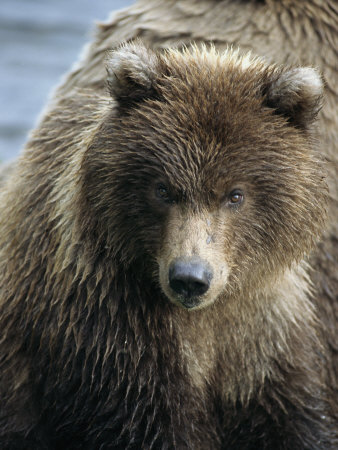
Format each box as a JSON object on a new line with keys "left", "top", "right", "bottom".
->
{"left": 57, "top": 2, "right": 338, "bottom": 386}
{"left": 55, "top": 0, "right": 338, "bottom": 434}
{"left": 0, "top": 1, "right": 337, "bottom": 449}
{"left": 0, "top": 42, "right": 337, "bottom": 449}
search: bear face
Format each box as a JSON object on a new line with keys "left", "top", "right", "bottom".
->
{"left": 81, "top": 43, "right": 326, "bottom": 310}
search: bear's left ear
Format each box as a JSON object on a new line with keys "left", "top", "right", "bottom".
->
{"left": 106, "top": 43, "right": 161, "bottom": 110}
{"left": 264, "top": 67, "right": 324, "bottom": 129}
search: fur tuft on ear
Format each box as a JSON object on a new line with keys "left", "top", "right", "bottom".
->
{"left": 106, "top": 43, "right": 160, "bottom": 109}
{"left": 265, "top": 67, "right": 324, "bottom": 128}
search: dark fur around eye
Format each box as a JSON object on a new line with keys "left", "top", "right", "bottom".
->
{"left": 156, "top": 184, "right": 174, "bottom": 204}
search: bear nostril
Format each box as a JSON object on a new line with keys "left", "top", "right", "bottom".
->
{"left": 169, "top": 258, "right": 213, "bottom": 299}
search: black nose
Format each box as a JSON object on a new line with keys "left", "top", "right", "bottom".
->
{"left": 169, "top": 258, "right": 213, "bottom": 300}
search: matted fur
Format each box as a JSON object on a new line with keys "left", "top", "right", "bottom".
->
{"left": 55, "top": 3, "right": 337, "bottom": 378}
{"left": 0, "top": 43, "right": 336, "bottom": 449}
{"left": 56, "top": 0, "right": 338, "bottom": 432}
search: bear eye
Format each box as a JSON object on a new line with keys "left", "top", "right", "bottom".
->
{"left": 156, "top": 184, "right": 171, "bottom": 203}
{"left": 228, "top": 189, "right": 244, "bottom": 206}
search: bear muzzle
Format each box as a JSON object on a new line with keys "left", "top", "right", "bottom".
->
{"left": 168, "top": 257, "right": 213, "bottom": 308}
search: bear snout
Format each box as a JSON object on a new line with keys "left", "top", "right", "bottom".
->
{"left": 168, "top": 257, "right": 213, "bottom": 308}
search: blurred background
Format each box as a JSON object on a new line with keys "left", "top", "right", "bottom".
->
{"left": 0, "top": 0, "right": 134, "bottom": 162}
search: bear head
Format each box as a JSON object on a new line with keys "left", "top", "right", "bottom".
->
{"left": 81, "top": 43, "right": 326, "bottom": 310}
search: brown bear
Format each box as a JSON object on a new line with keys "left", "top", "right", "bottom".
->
{"left": 0, "top": 43, "right": 337, "bottom": 449}
{"left": 48, "top": 1, "right": 338, "bottom": 389}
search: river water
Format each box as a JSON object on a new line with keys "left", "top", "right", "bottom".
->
{"left": 0, "top": 0, "right": 134, "bottom": 162}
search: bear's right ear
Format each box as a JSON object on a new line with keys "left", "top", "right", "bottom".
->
{"left": 106, "top": 43, "right": 161, "bottom": 110}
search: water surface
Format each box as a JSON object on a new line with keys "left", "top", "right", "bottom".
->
{"left": 0, "top": 0, "right": 134, "bottom": 161}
